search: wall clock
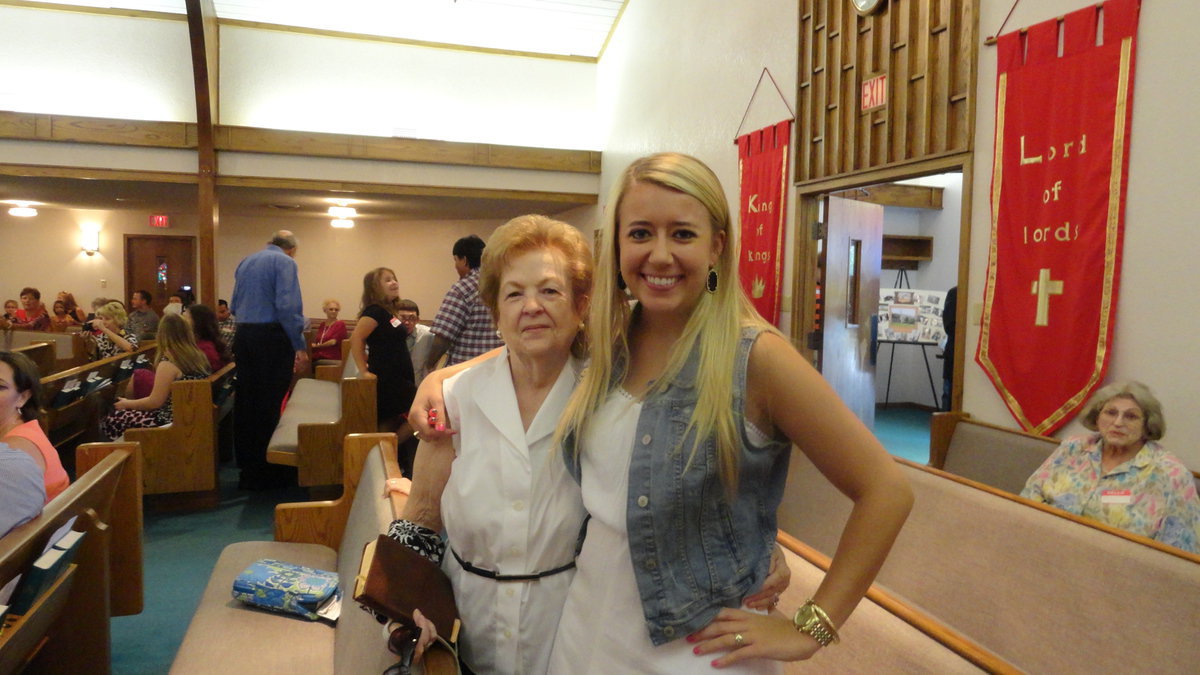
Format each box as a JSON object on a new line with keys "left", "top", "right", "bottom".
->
{"left": 851, "top": 0, "right": 886, "bottom": 16}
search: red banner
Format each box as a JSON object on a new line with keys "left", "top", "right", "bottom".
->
{"left": 736, "top": 120, "right": 791, "bottom": 325}
{"left": 977, "top": 0, "right": 1140, "bottom": 434}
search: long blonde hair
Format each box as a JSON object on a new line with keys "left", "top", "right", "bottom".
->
{"left": 154, "top": 314, "right": 210, "bottom": 377}
{"left": 556, "top": 153, "right": 776, "bottom": 490}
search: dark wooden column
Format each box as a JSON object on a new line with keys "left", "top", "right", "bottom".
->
{"left": 185, "top": 0, "right": 220, "bottom": 307}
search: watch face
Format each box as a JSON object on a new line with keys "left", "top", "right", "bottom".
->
{"left": 852, "top": 0, "right": 885, "bottom": 14}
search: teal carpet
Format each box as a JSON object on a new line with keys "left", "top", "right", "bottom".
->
{"left": 874, "top": 405, "right": 932, "bottom": 465}
{"left": 110, "top": 467, "right": 307, "bottom": 675}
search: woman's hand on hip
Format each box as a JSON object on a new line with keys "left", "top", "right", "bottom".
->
{"left": 688, "top": 608, "right": 820, "bottom": 667}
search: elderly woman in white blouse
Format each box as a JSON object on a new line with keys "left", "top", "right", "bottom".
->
{"left": 389, "top": 215, "right": 592, "bottom": 674}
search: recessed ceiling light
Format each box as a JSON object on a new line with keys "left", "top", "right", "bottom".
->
{"left": 331, "top": 218, "right": 355, "bottom": 229}
{"left": 328, "top": 205, "right": 358, "bottom": 219}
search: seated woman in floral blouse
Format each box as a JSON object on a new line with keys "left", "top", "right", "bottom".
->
{"left": 1021, "top": 381, "right": 1200, "bottom": 553}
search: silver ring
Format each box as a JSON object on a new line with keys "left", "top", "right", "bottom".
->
{"left": 734, "top": 633, "right": 745, "bottom": 648}
{"left": 412, "top": 430, "right": 422, "bottom": 440}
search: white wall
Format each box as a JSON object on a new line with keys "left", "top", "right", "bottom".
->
{"left": 595, "top": 0, "right": 800, "bottom": 332}
{"left": 967, "top": 2, "right": 1200, "bottom": 468}
{"left": 876, "top": 175, "right": 963, "bottom": 405}
{"left": 0, "top": 6, "right": 195, "bottom": 121}
{"left": 220, "top": 25, "right": 600, "bottom": 149}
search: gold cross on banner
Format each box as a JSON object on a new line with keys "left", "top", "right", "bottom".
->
{"left": 1030, "top": 268, "right": 1064, "bottom": 326}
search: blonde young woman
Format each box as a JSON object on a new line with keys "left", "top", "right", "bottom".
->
{"left": 349, "top": 268, "right": 415, "bottom": 433}
{"left": 101, "top": 314, "right": 210, "bottom": 439}
{"left": 533, "top": 153, "right": 912, "bottom": 672}
{"left": 88, "top": 301, "right": 138, "bottom": 359}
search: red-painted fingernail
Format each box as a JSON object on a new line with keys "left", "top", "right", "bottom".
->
{"left": 712, "top": 659, "right": 721, "bottom": 668}
{"left": 686, "top": 634, "right": 696, "bottom": 643}
{"left": 693, "top": 646, "right": 701, "bottom": 654}
{"left": 436, "top": 424, "right": 445, "bottom": 431}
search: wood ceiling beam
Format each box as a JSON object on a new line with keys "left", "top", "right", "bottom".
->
{"left": 215, "top": 175, "right": 597, "bottom": 205}
{"left": 0, "top": 111, "right": 197, "bottom": 147}
{"left": 0, "top": 111, "right": 600, "bottom": 174}
{"left": 0, "top": 163, "right": 197, "bottom": 183}
{"left": 831, "top": 183, "right": 944, "bottom": 210}
{"left": 185, "top": 0, "right": 220, "bottom": 307}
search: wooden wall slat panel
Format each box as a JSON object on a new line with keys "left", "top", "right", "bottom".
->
{"left": 795, "top": 0, "right": 975, "bottom": 184}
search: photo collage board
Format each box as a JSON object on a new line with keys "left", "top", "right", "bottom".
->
{"left": 877, "top": 288, "right": 947, "bottom": 344}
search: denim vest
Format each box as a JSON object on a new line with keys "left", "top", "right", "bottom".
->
{"left": 564, "top": 326, "right": 792, "bottom": 645}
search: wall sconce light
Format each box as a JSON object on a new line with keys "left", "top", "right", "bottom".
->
{"left": 7, "top": 201, "right": 38, "bottom": 217}
{"left": 81, "top": 223, "right": 100, "bottom": 255}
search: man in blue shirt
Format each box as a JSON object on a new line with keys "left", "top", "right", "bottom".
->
{"left": 231, "top": 231, "right": 308, "bottom": 490}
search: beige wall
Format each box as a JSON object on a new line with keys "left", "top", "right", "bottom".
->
{"left": 0, "top": 207, "right": 199, "bottom": 308}
{"left": 595, "top": 0, "right": 800, "bottom": 330}
{"left": 967, "top": 1, "right": 1200, "bottom": 467}
{"left": 0, "top": 205, "right": 596, "bottom": 323}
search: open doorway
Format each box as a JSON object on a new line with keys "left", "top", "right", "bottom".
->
{"left": 793, "top": 160, "right": 972, "bottom": 463}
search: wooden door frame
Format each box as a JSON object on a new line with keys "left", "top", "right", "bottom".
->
{"left": 790, "top": 151, "right": 974, "bottom": 412}
{"left": 123, "top": 234, "right": 199, "bottom": 310}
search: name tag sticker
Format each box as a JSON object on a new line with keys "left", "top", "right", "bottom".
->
{"left": 390, "top": 317, "right": 402, "bottom": 328}
{"left": 1101, "top": 489, "right": 1133, "bottom": 505}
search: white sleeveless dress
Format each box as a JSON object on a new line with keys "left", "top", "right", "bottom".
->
{"left": 549, "top": 389, "right": 782, "bottom": 674}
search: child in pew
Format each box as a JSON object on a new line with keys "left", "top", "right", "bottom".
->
{"left": 100, "top": 314, "right": 210, "bottom": 440}
{"left": 0, "top": 351, "right": 69, "bottom": 502}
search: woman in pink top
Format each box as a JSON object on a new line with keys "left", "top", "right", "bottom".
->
{"left": 0, "top": 351, "right": 69, "bottom": 502}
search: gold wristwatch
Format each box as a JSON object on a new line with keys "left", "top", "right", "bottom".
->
{"left": 793, "top": 600, "right": 840, "bottom": 647}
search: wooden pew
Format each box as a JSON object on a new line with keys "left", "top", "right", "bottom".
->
{"left": 12, "top": 342, "right": 55, "bottom": 379}
{"left": 5, "top": 329, "right": 89, "bottom": 373}
{"left": 776, "top": 533, "right": 1016, "bottom": 674}
{"left": 929, "top": 411, "right": 1058, "bottom": 494}
{"left": 39, "top": 344, "right": 156, "bottom": 470}
{"left": 779, "top": 449, "right": 1200, "bottom": 672}
{"left": 266, "top": 374, "right": 376, "bottom": 487}
{"left": 122, "top": 362, "right": 236, "bottom": 508}
{"left": 171, "top": 434, "right": 399, "bottom": 674}
{"left": 0, "top": 445, "right": 141, "bottom": 674}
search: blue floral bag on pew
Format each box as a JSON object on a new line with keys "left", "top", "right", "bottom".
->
{"left": 231, "top": 558, "right": 341, "bottom": 621}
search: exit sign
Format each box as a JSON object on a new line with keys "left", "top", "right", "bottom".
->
{"left": 861, "top": 73, "right": 888, "bottom": 112}
{"left": 150, "top": 214, "right": 169, "bottom": 228}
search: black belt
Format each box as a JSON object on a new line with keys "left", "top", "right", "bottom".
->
{"left": 450, "top": 547, "right": 575, "bottom": 582}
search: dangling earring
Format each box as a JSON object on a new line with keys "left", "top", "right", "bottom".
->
{"left": 616, "top": 271, "right": 627, "bottom": 291}
{"left": 706, "top": 267, "right": 718, "bottom": 293}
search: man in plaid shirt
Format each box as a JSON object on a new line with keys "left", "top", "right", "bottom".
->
{"left": 425, "top": 234, "right": 504, "bottom": 370}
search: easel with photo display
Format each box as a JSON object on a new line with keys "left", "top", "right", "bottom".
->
{"left": 877, "top": 288, "right": 945, "bottom": 409}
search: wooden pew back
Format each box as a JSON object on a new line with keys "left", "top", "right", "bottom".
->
{"left": 777, "top": 533, "right": 1016, "bottom": 674}
{"left": 124, "top": 362, "right": 236, "bottom": 504}
{"left": 779, "top": 449, "right": 1200, "bottom": 671}
{"left": 266, "top": 375, "right": 376, "bottom": 487}
{"left": 39, "top": 344, "right": 156, "bottom": 465}
{"left": 12, "top": 342, "right": 55, "bottom": 379}
{"left": 5, "top": 329, "right": 89, "bottom": 373}
{"left": 0, "top": 447, "right": 139, "bottom": 674}
{"left": 929, "top": 412, "right": 1058, "bottom": 494}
